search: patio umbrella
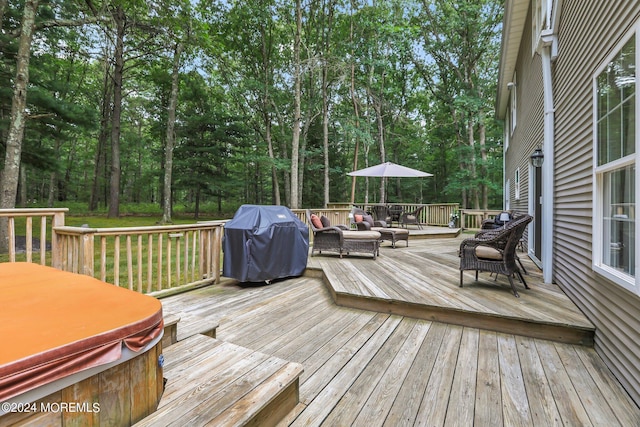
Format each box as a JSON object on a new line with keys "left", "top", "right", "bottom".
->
{"left": 347, "top": 161, "right": 433, "bottom": 178}
{"left": 347, "top": 162, "right": 433, "bottom": 203}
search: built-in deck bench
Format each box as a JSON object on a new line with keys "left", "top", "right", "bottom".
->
{"left": 135, "top": 334, "right": 304, "bottom": 426}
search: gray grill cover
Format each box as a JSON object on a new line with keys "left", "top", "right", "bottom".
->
{"left": 223, "top": 205, "right": 309, "bottom": 282}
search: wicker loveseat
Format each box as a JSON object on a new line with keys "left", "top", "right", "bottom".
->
{"left": 306, "top": 210, "right": 381, "bottom": 259}
{"left": 352, "top": 208, "right": 409, "bottom": 248}
{"left": 459, "top": 213, "right": 533, "bottom": 297}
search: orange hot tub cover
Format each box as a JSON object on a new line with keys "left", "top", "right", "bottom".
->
{"left": 0, "top": 263, "right": 163, "bottom": 402}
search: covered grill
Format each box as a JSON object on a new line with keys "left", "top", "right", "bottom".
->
{"left": 223, "top": 205, "right": 309, "bottom": 283}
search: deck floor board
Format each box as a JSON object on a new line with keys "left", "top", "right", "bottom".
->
{"left": 158, "top": 235, "right": 640, "bottom": 426}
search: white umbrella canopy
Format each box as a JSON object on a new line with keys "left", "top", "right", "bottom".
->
{"left": 347, "top": 161, "right": 433, "bottom": 177}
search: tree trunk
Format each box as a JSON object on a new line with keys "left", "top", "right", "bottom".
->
{"left": 0, "top": 0, "right": 7, "bottom": 33}
{"left": 1, "top": 0, "right": 39, "bottom": 210}
{"left": 260, "top": 24, "right": 280, "bottom": 206}
{"left": 349, "top": 2, "right": 360, "bottom": 204}
{"left": 290, "top": 0, "right": 302, "bottom": 209}
{"left": 322, "top": 1, "right": 334, "bottom": 208}
{"left": 90, "top": 52, "right": 112, "bottom": 211}
{"left": 479, "top": 115, "right": 488, "bottom": 209}
{"left": 108, "top": 5, "right": 125, "bottom": 218}
{"left": 468, "top": 119, "right": 480, "bottom": 210}
{"left": 161, "top": 40, "right": 183, "bottom": 224}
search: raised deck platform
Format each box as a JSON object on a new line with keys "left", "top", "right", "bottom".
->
{"left": 307, "top": 233, "right": 594, "bottom": 346}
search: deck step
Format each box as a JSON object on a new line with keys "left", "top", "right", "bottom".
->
{"left": 134, "top": 334, "right": 304, "bottom": 427}
{"left": 162, "top": 313, "right": 181, "bottom": 348}
{"left": 177, "top": 315, "right": 219, "bottom": 341}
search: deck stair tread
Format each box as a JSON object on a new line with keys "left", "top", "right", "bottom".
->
{"left": 134, "top": 334, "right": 304, "bottom": 427}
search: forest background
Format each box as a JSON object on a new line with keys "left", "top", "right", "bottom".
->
{"left": 1, "top": 0, "right": 504, "bottom": 222}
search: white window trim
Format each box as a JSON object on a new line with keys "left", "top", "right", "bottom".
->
{"left": 510, "top": 72, "right": 517, "bottom": 135}
{"left": 515, "top": 168, "right": 521, "bottom": 200}
{"left": 504, "top": 113, "right": 510, "bottom": 152}
{"left": 505, "top": 179, "right": 511, "bottom": 210}
{"left": 592, "top": 24, "right": 640, "bottom": 294}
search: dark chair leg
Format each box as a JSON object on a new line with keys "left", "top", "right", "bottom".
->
{"left": 516, "top": 255, "right": 528, "bottom": 275}
{"left": 460, "top": 270, "right": 464, "bottom": 287}
{"left": 517, "top": 269, "right": 529, "bottom": 289}
{"left": 507, "top": 275, "right": 520, "bottom": 298}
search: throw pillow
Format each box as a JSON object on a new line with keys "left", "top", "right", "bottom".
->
{"left": 310, "top": 214, "right": 323, "bottom": 229}
{"left": 354, "top": 214, "right": 364, "bottom": 223}
{"left": 320, "top": 215, "right": 331, "bottom": 227}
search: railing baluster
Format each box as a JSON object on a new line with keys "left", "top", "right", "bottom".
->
{"left": 147, "top": 234, "right": 153, "bottom": 293}
{"left": 8, "top": 217, "right": 16, "bottom": 262}
{"left": 166, "top": 233, "right": 172, "bottom": 289}
{"left": 25, "top": 217, "right": 32, "bottom": 263}
{"left": 137, "top": 234, "right": 143, "bottom": 293}
{"left": 157, "top": 234, "right": 163, "bottom": 291}
{"left": 114, "top": 235, "right": 120, "bottom": 287}
{"left": 40, "top": 216, "right": 46, "bottom": 265}
{"left": 100, "top": 236, "right": 107, "bottom": 282}
{"left": 126, "top": 235, "right": 133, "bottom": 290}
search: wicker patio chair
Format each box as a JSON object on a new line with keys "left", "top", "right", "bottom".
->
{"left": 371, "top": 205, "right": 392, "bottom": 226}
{"left": 459, "top": 214, "right": 533, "bottom": 297}
{"left": 352, "top": 208, "right": 409, "bottom": 248}
{"left": 475, "top": 212, "right": 528, "bottom": 274}
{"left": 306, "top": 210, "right": 380, "bottom": 259}
{"left": 400, "top": 206, "right": 425, "bottom": 229}
{"left": 388, "top": 205, "right": 404, "bottom": 227}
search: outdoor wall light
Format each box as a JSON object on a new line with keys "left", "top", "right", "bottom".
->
{"left": 530, "top": 147, "right": 544, "bottom": 168}
{"left": 507, "top": 82, "right": 516, "bottom": 90}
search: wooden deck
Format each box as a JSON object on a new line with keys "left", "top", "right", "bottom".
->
{"left": 308, "top": 232, "right": 594, "bottom": 346}
{"left": 159, "top": 232, "right": 640, "bottom": 426}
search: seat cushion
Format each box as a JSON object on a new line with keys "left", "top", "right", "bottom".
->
{"left": 343, "top": 230, "right": 381, "bottom": 240}
{"left": 475, "top": 245, "right": 503, "bottom": 260}
{"left": 372, "top": 227, "right": 409, "bottom": 236}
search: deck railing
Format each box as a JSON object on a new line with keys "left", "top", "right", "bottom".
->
{"left": 352, "top": 203, "right": 459, "bottom": 226}
{"left": 459, "top": 209, "right": 503, "bottom": 230}
{"left": 294, "top": 203, "right": 459, "bottom": 228}
{"left": 0, "top": 208, "right": 68, "bottom": 267}
{"left": 1, "top": 208, "right": 225, "bottom": 294}
{"left": 2, "top": 204, "right": 479, "bottom": 294}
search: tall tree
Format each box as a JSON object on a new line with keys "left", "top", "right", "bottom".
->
{"left": 1, "top": 0, "right": 39, "bottom": 212}
{"left": 290, "top": 0, "right": 302, "bottom": 209}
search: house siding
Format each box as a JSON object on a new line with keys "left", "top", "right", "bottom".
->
{"left": 505, "top": 8, "right": 543, "bottom": 214}
{"left": 525, "top": 0, "right": 640, "bottom": 404}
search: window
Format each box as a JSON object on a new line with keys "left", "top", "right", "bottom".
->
{"left": 532, "top": 0, "right": 549, "bottom": 53}
{"left": 515, "top": 168, "right": 521, "bottom": 200}
{"left": 593, "top": 31, "right": 637, "bottom": 292}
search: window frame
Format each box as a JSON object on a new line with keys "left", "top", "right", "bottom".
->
{"left": 510, "top": 72, "right": 517, "bottom": 135}
{"left": 532, "top": 0, "right": 548, "bottom": 54}
{"left": 592, "top": 26, "right": 640, "bottom": 294}
{"left": 515, "top": 168, "right": 521, "bottom": 200}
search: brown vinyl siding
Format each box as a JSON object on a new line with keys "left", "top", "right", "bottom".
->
{"left": 547, "top": 0, "right": 640, "bottom": 404}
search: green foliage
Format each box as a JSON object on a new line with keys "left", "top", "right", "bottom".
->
{"left": 2, "top": 0, "right": 505, "bottom": 213}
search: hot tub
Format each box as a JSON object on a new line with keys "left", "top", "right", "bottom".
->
{"left": 0, "top": 263, "right": 164, "bottom": 425}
